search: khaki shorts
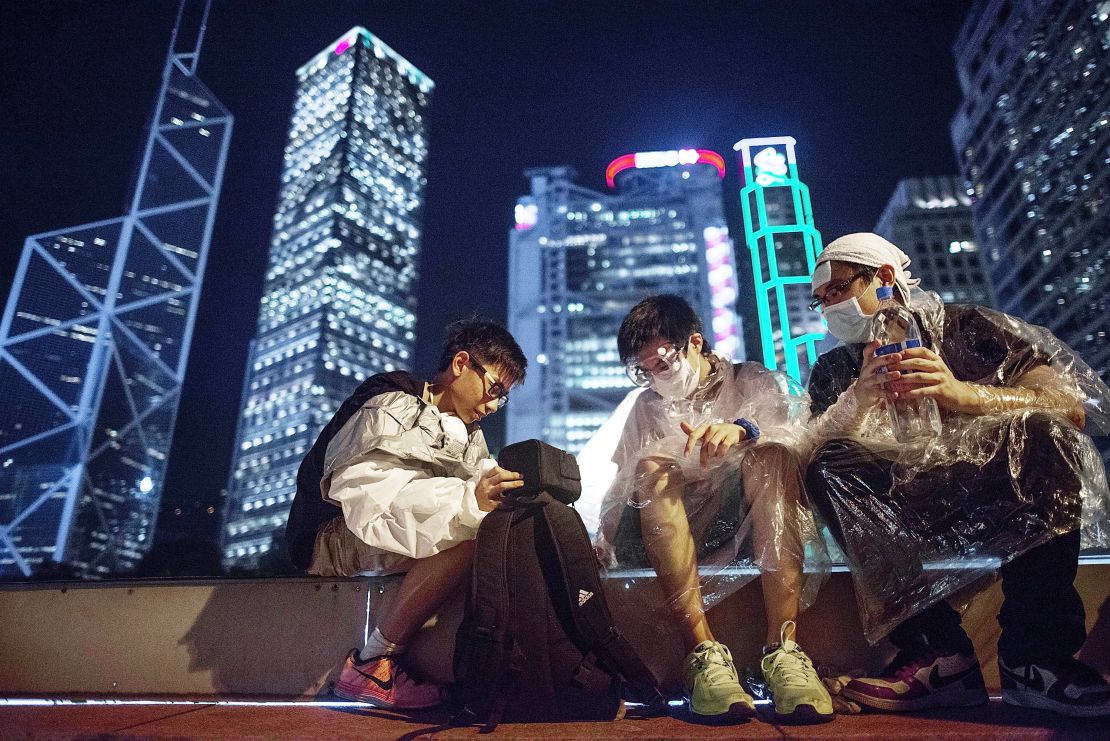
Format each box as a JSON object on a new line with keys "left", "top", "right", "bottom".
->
{"left": 308, "top": 516, "right": 414, "bottom": 577}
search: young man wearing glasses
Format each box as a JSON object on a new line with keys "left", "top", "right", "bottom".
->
{"left": 594, "top": 294, "right": 834, "bottom": 724}
{"left": 806, "top": 232, "right": 1110, "bottom": 717}
{"left": 286, "top": 318, "right": 527, "bottom": 710}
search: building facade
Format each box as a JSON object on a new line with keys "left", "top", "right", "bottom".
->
{"left": 506, "top": 151, "right": 743, "bottom": 456}
{"left": 221, "top": 28, "right": 433, "bottom": 570}
{"left": 951, "top": 0, "right": 1108, "bottom": 387}
{"left": 0, "top": 14, "right": 232, "bottom": 577}
{"left": 875, "top": 176, "right": 996, "bottom": 307}
{"left": 734, "top": 137, "right": 825, "bottom": 384}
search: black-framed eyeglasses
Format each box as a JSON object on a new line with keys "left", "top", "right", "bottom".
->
{"left": 808, "top": 269, "right": 875, "bottom": 312}
{"left": 467, "top": 356, "right": 510, "bottom": 408}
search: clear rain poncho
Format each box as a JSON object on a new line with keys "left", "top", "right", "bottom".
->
{"left": 806, "top": 289, "right": 1110, "bottom": 643}
{"left": 588, "top": 354, "right": 830, "bottom": 669}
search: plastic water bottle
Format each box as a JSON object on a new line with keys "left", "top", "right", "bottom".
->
{"left": 870, "top": 285, "right": 941, "bottom": 441}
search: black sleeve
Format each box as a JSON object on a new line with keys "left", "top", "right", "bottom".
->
{"left": 807, "top": 346, "right": 861, "bottom": 416}
{"left": 942, "top": 305, "right": 1050, "bottom": 385}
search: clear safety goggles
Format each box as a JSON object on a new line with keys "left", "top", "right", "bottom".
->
{"left": 625, "top": 344, "right": 684, "bottom": 387}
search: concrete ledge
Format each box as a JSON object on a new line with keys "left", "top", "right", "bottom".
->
{"left": 1, "top": 567, "right": 1107, "bottom": 698}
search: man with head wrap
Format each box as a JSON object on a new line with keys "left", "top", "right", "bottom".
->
{"left": 805, "top": 232, "right": 1110, "bottom": 718}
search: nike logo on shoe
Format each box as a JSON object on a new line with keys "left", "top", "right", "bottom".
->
{"left": 929, "top": 664, "right": 981, "bottom": 689}
{"left": 578, "top": 589, "right": 593, "bottom": 606}
{"left": 1000, "top": 663, "right": 1045, "bottom": 692}
{"left": 352, "top": 662, "right": 395, "bottom": 691}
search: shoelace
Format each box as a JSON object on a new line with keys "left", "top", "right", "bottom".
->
{"left": 763, "top": 644, "right": 814, "bottom": 688}
{"left": 692, "top": 644, "right": 738, "bottom": 686}
{"left": 762, "top": 620, "right": 814, "bottom": 689}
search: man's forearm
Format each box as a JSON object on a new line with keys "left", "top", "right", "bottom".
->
{"left": 963, "top": 373, "right": 1084, "bottom": 428}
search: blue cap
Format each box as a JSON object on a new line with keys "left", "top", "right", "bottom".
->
{"left": 876, "top": 285, "right": 894, "bottom": 300}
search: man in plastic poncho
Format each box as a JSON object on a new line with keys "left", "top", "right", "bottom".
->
{"left": 594, "top": 295, "right": 834, "bottom": 724}
{"left": 806, "top": 233, "right": 1110, "bottom": 718}
{"left": 285, "top": 319, "right": 527, "bottom": 710}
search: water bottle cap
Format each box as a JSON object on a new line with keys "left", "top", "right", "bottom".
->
{"left": 876, "top": 285, "right": 894, "bottom": 300}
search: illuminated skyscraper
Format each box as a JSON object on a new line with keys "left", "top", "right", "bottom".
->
{"left": 0, "top": 4, "right": 232, "bottom": 577}
{"left": 221, "top": 28, "right": 433, "bottom": 570}
{"left": 875, "top": 177, "right": 996, "bottom": 307}
{"left": 951, "top": 0, "right": 1108, "bottom": 467}
{"left": 734, "top": 137, "right": 824, "bottom": 383}
{"left": 507, "top": 151, "right": 743, "bottom": 455}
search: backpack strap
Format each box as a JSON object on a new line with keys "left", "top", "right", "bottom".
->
{"left": 534, "top": 494, "right": 664, "bottom": 706}
{"left": 453, "top": 507, "right": 517, "bottom": 728}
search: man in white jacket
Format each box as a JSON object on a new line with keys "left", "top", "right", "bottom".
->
{"left": 286, "top": 319, "right": 528, "bottom": 710}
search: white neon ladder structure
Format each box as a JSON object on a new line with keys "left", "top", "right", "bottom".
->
{"left": 0, "top": 0, "right": 232, "bottom": 577}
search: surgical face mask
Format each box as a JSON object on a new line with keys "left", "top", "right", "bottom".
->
{"left": 823, "top": 297, "right": 873, "bottom": 343}
{"left": 650, "top": 353, "right": 701, "bottom": 400}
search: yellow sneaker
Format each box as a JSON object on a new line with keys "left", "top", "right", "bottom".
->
{"left": 761, "top": 621, "right": 835, "bottom": 724}
{"left": 683, "top": 640, "right": 756, "bottom": 722}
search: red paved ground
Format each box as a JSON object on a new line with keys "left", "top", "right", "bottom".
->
{"left": 1, "top": 699, "right": 1107, "bottom": 740}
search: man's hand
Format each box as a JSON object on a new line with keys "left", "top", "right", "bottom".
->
{"left": 888, "top": 346, "right": 975, "bottom": 412}
{"left": 680, "top": 420, "right": 748, "bottom": 467}
{"left": 475, "top": 464, "right": 524, "bottom": 511}
{"left": 853, "top": 341, "right": 901, "bottom": 409}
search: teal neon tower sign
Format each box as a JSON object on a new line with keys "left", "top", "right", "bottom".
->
{"left": 734, "top": 137, "right": 825, "bottom": 383}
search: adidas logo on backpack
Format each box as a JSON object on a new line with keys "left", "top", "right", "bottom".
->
{"left": 578, "top": 589, "right": 593, "bottom": 606}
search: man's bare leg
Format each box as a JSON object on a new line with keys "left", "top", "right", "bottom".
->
{"left": 376, "top": 540, "right": 475, "bottom": 644}
{"left": 742, "top": 442, "right": 806, "bottom": 646}
{"left": 636, "top": 458, "right": 714, "bottom": 651}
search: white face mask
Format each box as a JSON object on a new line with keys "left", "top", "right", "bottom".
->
{"left": 823, "top": 297, "right": 873, "bottom": 343}
{"left": 650, "top": 353, "right": 701, "bottom": 400}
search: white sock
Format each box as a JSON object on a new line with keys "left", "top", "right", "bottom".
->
{"left": 359, "top": 627, "right": 405, "bottom": 661}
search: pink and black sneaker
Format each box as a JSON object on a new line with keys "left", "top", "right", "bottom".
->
{"left": 843, "top": 648, "right": 989, "bottom": 712}
{"left": 333, "top": 650, "right": 442, "bottom": 710}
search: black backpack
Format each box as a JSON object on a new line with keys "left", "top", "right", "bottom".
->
{"left": 448, "top": 440, "right": 664, "bottom": 730}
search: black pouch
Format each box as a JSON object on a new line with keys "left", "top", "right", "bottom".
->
{"left": 497, "top": 439, "right": 582, "bottom": 505}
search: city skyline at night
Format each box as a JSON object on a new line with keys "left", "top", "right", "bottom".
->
{"left": 3, "top": 1, "right": 1037, "bottom": 573}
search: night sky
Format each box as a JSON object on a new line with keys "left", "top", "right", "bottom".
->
{"left": 1, "top": 0, "right": 973, "bottom": 546}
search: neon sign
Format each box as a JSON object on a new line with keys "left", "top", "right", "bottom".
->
{"left": 733, "top": 136, "right": 825, "bottom": 382}
{"left": 753, "top": 147, "right": 789, "bottom": 187}
{"left": 703, "top": 226, "right": 741, "bottom": 360}
{"left": 605, "top": 149, "right": 725, "bottom": 188}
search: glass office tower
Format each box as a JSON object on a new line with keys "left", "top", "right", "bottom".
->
{"left": 221, "top": 28, "right": 433, "bottom": 570}
{"left": 875, "top": 176, "right": 995, "bottom": 307}
{"left": 506, "top": 151, "right": 743, "bottom": 456}
{"left": 0, "top": 9, "right": 232, "bottom": 577}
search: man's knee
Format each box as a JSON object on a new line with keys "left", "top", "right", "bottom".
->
{"left": 804, "top": 439, "right": 864, "bottom": 503}
{"left": 743, "top": 440, "right": 802, "bottom": 470}
{"left": 634, "top": 457, "right": 685, "bottom": 498}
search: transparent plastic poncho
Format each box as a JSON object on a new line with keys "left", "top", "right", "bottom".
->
{"left": 586, "top": 354, "right": 830, "bottom": 674}
{"left": 807, "top": 290, "right": 1110, "bottom": 643}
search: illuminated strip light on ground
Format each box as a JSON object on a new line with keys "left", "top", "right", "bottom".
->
{"left": 605, "top": 149, "right": 725, "bottom": 188}
{"left": 703, "top": 226, "right": 741, "bottom": 360}
{"left": 734, "top": 136, "right": 826, "bottom": 382}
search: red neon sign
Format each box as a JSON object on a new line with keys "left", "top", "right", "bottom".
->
{"left": 605, "top": 149, "right": 725, "bottom": 188}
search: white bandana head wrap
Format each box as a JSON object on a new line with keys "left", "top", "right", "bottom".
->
{"left": 812, "top": 232, "right": 921, "bottom": 303}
